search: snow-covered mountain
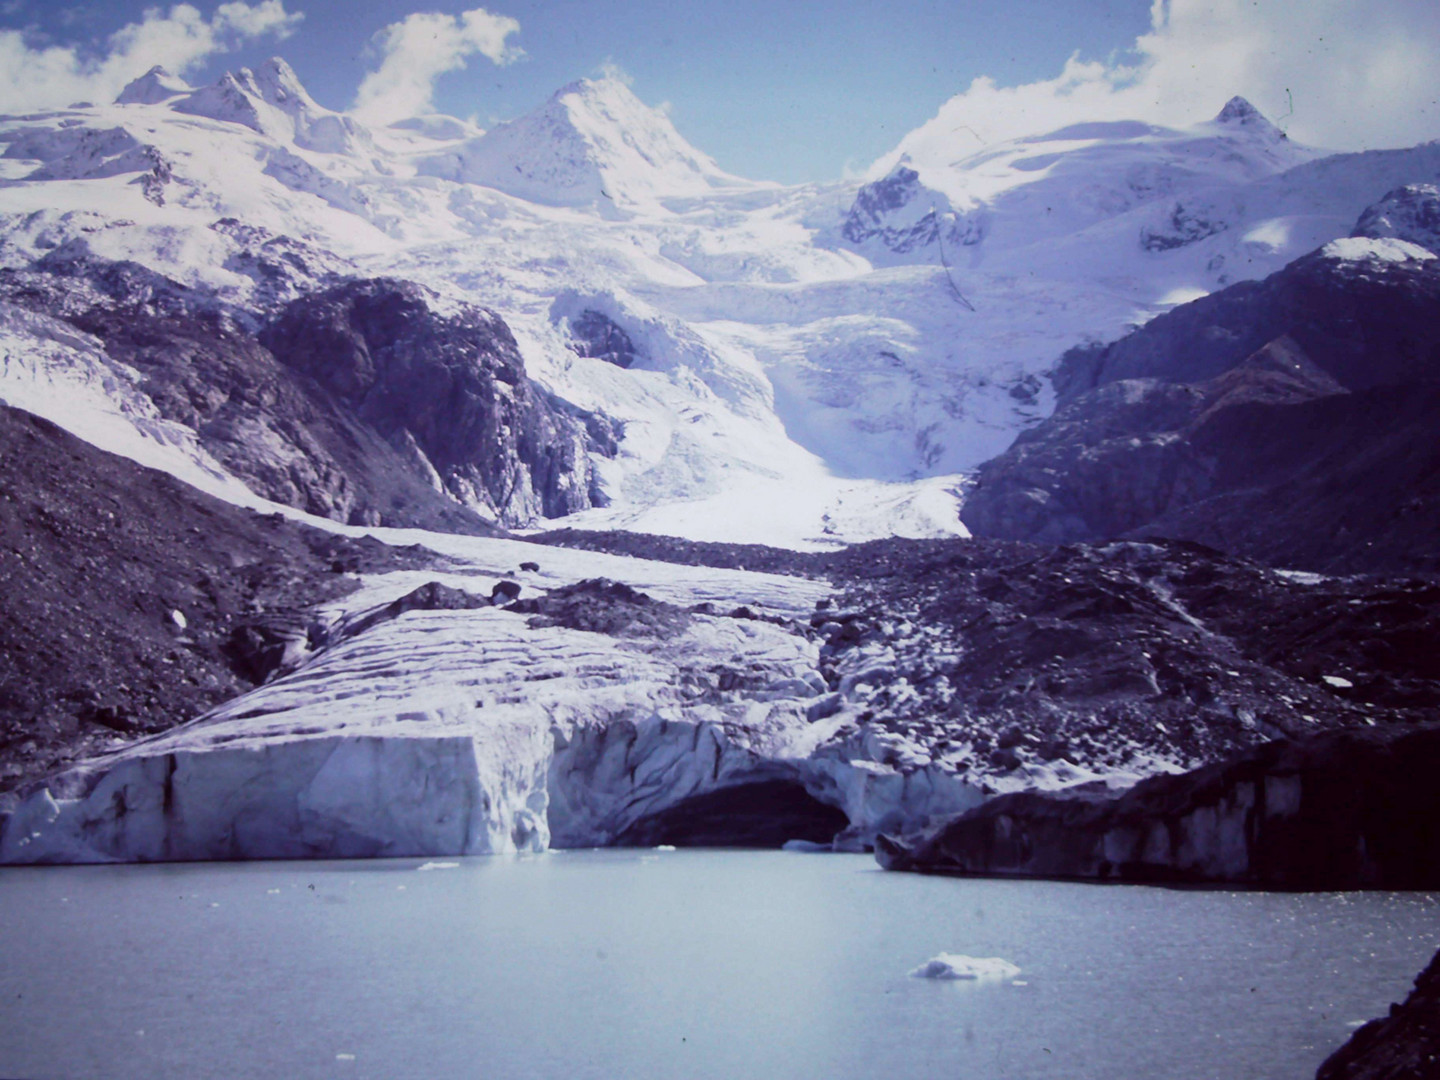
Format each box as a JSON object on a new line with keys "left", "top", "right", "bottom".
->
{"left": 3, "top": 60, "right": 1440, "bottom": 867}
{"left": 416, "top": 75, "right": 758, "bottom": 212}
{"left": 1, "top": 60, "right": 1438, "bottom": 548}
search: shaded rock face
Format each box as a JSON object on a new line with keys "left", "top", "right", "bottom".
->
{"left": 966, "top": 247, "right": 1440, "bottom": 574}
{"left": 261, "top": 278, "right": 615, "bottom": 524}
{"left": 877, "top": 728, "right": 1440, "bottom": 889}
{"left": 1052, "top": 246, "right": 1440, "bottom": 404}
{"left": 1317, "top": 947, "right": 1440, "bottom": 1080}
{"left": 1353, "top": 184, "right": 1440, "bottom": 254}
{"left": 0, "top": 255, "right": 614, "bottom": 530}
{"left": 841, "top": 164, "right": 985, "bottom": 255}
{"left": 568, "top": 309, "right": 637, "bottom": 368}
{"left": 0, "top": 404, "right": 431, "bottom": 797}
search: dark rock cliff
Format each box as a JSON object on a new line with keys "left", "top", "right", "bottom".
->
{"left": 877, "top": 727, "right": 1440, "bottom": 889}
{"left": 261, "top": 278, "right": 615, "bottom": 524}
{"left": 0, "top": 253, "right": 614, "bottom": 531}
{"left": 964, "top": 234, "right": 1440, "bottom": 574}
{"left": 1317, "top": 947, "right": 1440, "bottom": 1080}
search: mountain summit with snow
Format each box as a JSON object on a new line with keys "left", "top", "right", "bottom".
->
{"left": 1, "top": 59, "right": 1439, "bottom": 546}
{"left": 170, "top": 57, "right": 370, "bottom": 155}
{"left": 418, "top": 75, "right": 757, "bottom": 212}
{"left": 114, "top": 65, "right": 192, "bottom": 105}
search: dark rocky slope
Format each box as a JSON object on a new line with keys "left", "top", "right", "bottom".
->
{"left": 0, "top": 251, "right": 613, "bottom": 530}
{"left": 0, "top": 403, "right": 434, "bottom": 798}
{"left": 963, "top": 233, "right": 1440, "bottom": 574}
{"left": 1317, "top": 947, "right": 1440, "bottom": 1080}
{"left": 260, "top": 278, "right": 614, "bottom": 524}
{"left": 876, "top": 726, "right": 1440, "bottom": 889}
{"left": 538, "top": 531, "right": 1440, "bottom": 786}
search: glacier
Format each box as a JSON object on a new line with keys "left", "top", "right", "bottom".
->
{"left": 0, "top": 532, "right": 987, "bottom": 863}
{"left": 4, "top": 62, "right": 1437, "bottom": 546}
{"left": 3, "top": 58, "right": 1439, "bottom": 865}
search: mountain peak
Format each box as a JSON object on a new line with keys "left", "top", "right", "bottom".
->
{"left": 170, "top": 59, "right": 368, "bottom": 155}
{"left": 417, "top": 74, "right": 750, "bottom": 212}
{"left": 114, "top": 65, "right": 192, "bottom": 106}
{"left": 1215, "top": 96, "right": 1263, "bottom": 124}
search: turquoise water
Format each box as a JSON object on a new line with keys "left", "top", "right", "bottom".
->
{"left": 1, "top": 851, "right": 1436, "bottom": 1079}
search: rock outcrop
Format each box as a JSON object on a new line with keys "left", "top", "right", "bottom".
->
{"left": 1317, "top": 947, "right": 1440, "bottom": 1079}
{"left": 1352, "top": 184, "right": 1440, "bottom": 255}
{"left": 0, "top": 254, "right": 614, "bottom": 530}
{"left": 260, "top": 278, "right": 615, "bottom": 524}
{"left": 877, "top": 727, "right": 1440, "bottom": 889}
{"left": 964, "top": 234, "right": 1440, "bottom": 573}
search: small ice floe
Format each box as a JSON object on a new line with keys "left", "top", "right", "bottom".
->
{"left": 170, "top": 609, "right": 187, "bottom": 630}
{"left": 910, "top": 954, "right": 1022, "bottom": 982}
{"left": 416, "top": 861, "right": 460, "bottom": 871}
{"left": 781, "top": 839, "right": 831, "bottom": 853}
{"left": 336, "top": 1052, "right": 356, "bottom": 1061}
{"left": 1323, "top": 675, "right": 1354, "bottom": 689}
{"left": 654, "top": 845, "right": 677, "bottom": 852}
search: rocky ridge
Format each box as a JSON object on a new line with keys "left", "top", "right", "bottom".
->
{"left": 1318, "top": 946, "right": 1440, "bottom": 1079}
{"left": 876, "top": 726, "right": 1440, "bottom": 889}
{"left": 0, "top": 251, "right": 614, "bottom": 530}
{"left": 962, "top": 204, "right": 1440, "bottom": 574}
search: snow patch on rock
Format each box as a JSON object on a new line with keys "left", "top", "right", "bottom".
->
{"left": 1319, "top": 236, "right": 1436, "bottom": 264}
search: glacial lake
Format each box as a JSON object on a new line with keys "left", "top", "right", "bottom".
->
{"left": 2, "top": 851, "right": 1436, "bottom": 1080}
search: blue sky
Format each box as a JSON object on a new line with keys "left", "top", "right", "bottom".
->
{"left": 2, "top": 1, "right": 1437, "bottom": 183}
{"left": 0, "top": 0, "right": 1153, "bottom": 182}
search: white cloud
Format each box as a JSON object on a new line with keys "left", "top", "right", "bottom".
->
{"left": 0, "top": 2, "right": 301, "bottom": 111}
{"left": 884, "top": 0, "right": 1440, "bottom": 174}
{"left": 351, "top": 7, "right": 521, "bottom": 126}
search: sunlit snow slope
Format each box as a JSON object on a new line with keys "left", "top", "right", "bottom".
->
{"left": 2, "top": 63, "right": 1438, "bottom": 545}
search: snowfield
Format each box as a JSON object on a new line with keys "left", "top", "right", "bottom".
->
{"left": 3, "top": 63, "right": 1436, "bottom": 544}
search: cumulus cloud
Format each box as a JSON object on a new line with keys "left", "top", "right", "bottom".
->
{"left": 883, "top": 0, "right": 1440, "bottom": 175}
{"left": 0, "top": 1, "right": 301, "bottom": 111}
{"left": 351, "top": 7, "right": 521, "bottom": 126}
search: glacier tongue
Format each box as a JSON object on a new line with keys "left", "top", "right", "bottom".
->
{"left": 0, "top": 533, "right": 997, "bottom": 863}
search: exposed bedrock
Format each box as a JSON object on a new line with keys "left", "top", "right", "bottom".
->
{"left": 259, "top": 278, "right": 616, "bottom": 524}
{"left": 1316, "top": 946, "right": 1440, "bottom": 1080}
{"left": 964, "top": 238, "right": 1440, "bottom": 574}
{"left": 0, "top": 254, "right": 615, "bottom": 530}
{"left": 876, "top": 728, "right": 1440, "bottom": 889}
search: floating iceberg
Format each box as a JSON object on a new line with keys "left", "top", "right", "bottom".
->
{"left": 909, "top": 954, "right": 1021, "bottom": 981}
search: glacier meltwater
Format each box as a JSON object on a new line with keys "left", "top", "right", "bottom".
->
{"left": 1, "top": 851, "right": 1436, "bottom": 1080}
